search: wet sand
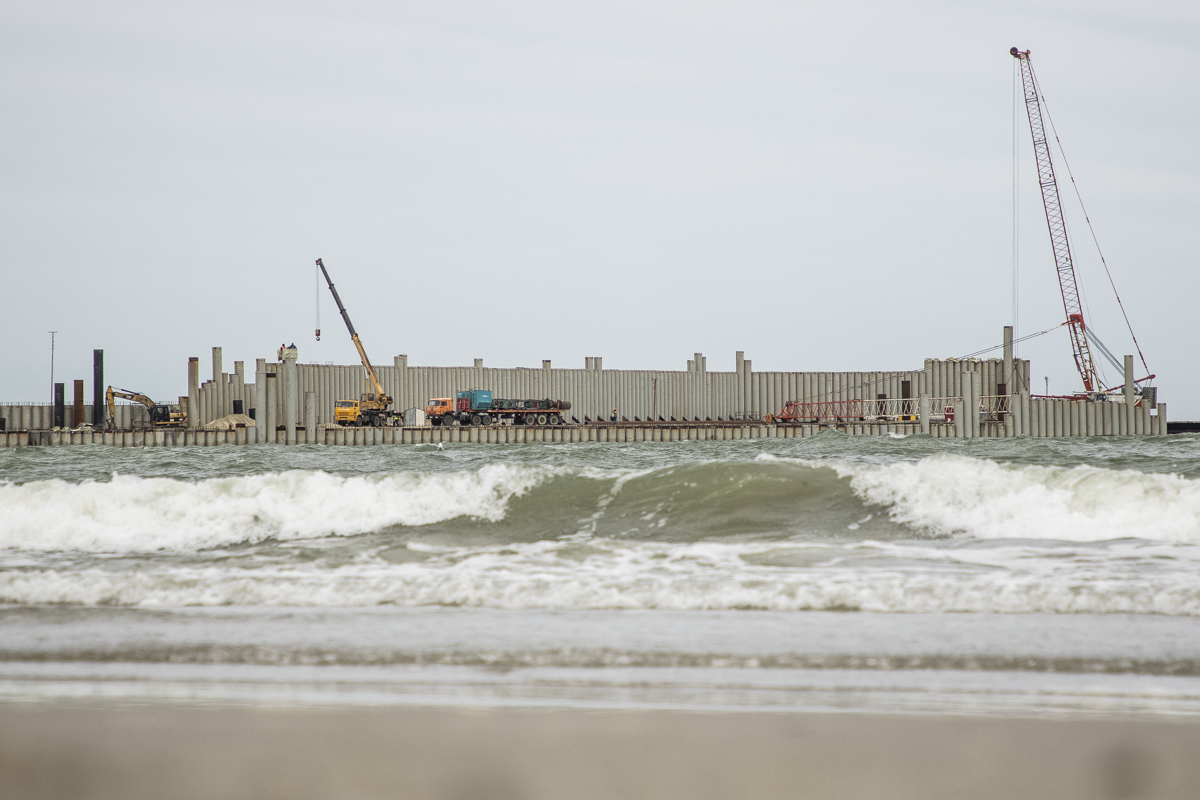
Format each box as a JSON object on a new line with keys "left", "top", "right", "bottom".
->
{"left": 2, "top": 703, "right": 1199, "bottom": 799}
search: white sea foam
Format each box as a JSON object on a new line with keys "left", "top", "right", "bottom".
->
{"left": 756, "top": 453, "right": 1200, "bottom": 543}
{"left": 0, "top": 465, "right": 554, "bottom": 553}
{"left": 3, "top": 538, "right": 1199, "bottom": 614}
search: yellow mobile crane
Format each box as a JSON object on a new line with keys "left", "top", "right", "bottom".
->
{"left": 106, "top": 386, "right": 186, "bottom": 429}
{"left": 316, "top": 258, "right": 396, "bottom": 427}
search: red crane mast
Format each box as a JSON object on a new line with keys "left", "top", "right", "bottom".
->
{"left": 1011, "top": 47, "right": 1100, "bottom": 393}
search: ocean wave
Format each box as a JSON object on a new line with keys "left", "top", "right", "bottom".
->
{"left": 819, "top": 454, "right": 1200, "bottom": 543}
{"left": 4, "top": 453, "right": 1200, "bottom": 554}
{"left": 0, "top": 459, "right": 886, "bottom": 553}
{"left": 0, "top": 465, "right": 553, "bottom": 553}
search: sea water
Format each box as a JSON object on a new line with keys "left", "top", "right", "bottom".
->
{"left": 2, "top": 433, "right": 1199, "bottom": 716}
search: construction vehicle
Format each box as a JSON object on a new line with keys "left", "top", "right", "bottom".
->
{"left": 427, "top": 390, "right": 572, "bottom": 426}
{"left": 316, "top": 258, "right": 396, "bottom": 427}
{"left": 1011, "top": 47, "right": 1153, "bottom": 396}
{"left": 105, "top": 386, "right": 186, "bottom": 429}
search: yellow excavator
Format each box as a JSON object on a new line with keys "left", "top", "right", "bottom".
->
{"left": 316, "top": 258, "right": 396, "bottom": 427}
{"left": 106, "top": 386, "right": 186, "bottom": 429}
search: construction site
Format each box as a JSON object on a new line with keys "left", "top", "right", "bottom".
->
{"left": 0, "top": 49, "right": 1174, "bottom": 448}
{"left": 0, "top": 317, "right": 1169, "bottom": 448}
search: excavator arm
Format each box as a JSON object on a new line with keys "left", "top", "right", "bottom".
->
{"left": 316, "top": 258, "right": 391, "bottom": 404}
{"left": 106, "top": 386, "right": 155, "bottom": 428}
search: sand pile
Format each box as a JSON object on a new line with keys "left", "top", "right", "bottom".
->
{"left": 203, "top": 414, "right": 256, "bottom": 430}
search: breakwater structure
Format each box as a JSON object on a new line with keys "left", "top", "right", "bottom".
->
{"left": 0, "top": 327, "right": 1169, "bottom": 447}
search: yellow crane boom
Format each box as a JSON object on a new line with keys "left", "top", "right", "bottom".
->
{"left": 316, "top": 258, "right": 394, "bottom": 425}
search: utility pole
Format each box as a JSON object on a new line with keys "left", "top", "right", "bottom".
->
{"left": 49, "top": 331, "right": 57, "bottom": 402}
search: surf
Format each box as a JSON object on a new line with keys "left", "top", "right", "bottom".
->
{"left": 5, "top": 453, "right": 1200, "bottom": 554}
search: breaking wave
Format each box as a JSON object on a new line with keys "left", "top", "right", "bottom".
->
{"left": 3, "top": 452, "right": 1200, "bottom": 613}
{"left": 832, "top": 454, "right": 1200, "bottom": 543}
{"left": 0, "top": 465, "right": 551, "bottom": 553}
{"left": 3, "top": 453, "right": 1200, "bottom": 554}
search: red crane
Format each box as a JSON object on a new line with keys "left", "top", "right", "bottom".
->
{"left": 1011, "top": 47, "right": 1100, "bottom": 393}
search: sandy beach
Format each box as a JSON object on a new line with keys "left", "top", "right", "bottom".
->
{"left": 3, "top": 703, "right": 1199, "bottom": 800}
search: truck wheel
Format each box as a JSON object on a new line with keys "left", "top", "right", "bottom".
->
{"left": 441, "top": 416, "right": 453, "bottom": 427}
{"left": 537, "top": 414, "right": 548, "bottom": 425}
{"left": 355, "top": 417, "right": 364, "bottom": 427}
{"left": 471, "top": 414, "right": 482, "bottom": 426}
{"left": 522, "top": 414, "right": 534, "bottom": 426}
{"left": 548, "top": 414, "right": 560, "bottom": 425}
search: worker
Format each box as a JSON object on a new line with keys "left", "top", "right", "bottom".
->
{"left": 610, "top": 408, "right": 617, "bottom": 424}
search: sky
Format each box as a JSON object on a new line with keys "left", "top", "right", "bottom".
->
{"left": 2, "top": 1, "right": 1197, "bottom": 414}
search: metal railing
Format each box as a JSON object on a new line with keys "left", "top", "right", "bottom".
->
{"left": 978, "top": 395, "right": 1010, "bottom": 417}
{"left": 776, "top": 398, "right": 926, "bottom": 422}
{"left": 0, "top": 400, "right": 150, "bottom": 431}
{"left": 0, "top": 400, "right": 145, "bottom": 407}
{"left": 776, "top": 396, "right": 1014, "bottom": 423}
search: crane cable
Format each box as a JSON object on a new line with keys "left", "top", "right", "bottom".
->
{"left": 957, "top": 322, "right": 1067, "bottom": 360}
{"left": 1031, "top": 70, "right": 1150, "bottom": 382}
{"left": 756, "top": 321, "right": 1066, "bottom": 406}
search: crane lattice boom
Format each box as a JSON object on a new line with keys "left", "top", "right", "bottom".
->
{"left": 1011, "top": 47, "right": 1100, "bottom": 393}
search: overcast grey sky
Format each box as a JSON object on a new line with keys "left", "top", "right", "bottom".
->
{"left": 2, "top": 1, "right": 1197, "bottom": 413}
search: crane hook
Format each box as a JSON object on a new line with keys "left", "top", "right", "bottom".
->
{"left": 315, "top": 257, "right": 323, "bottom": 341}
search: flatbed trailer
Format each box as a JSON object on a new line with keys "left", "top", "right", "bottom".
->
{"left": 426, "top": 391, "right": 571, "bottom": 426}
